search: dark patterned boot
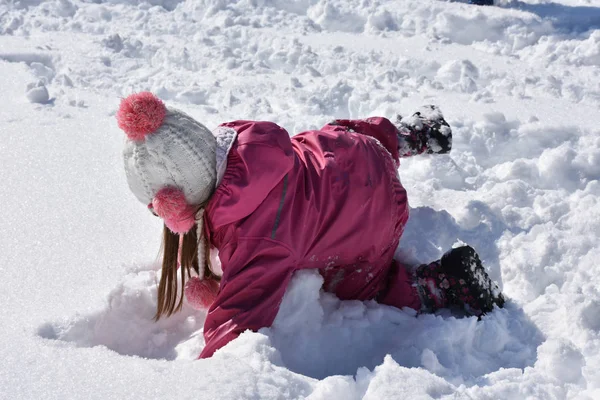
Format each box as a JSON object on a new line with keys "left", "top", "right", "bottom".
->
{"left": 395, "top": 105, "right": 452, "bottom": 157}
{"left": 470, "top": 0, "right": 494, "bottom": 5}
{"left": 415, "top": 246, "right": 505, "bottom": 317}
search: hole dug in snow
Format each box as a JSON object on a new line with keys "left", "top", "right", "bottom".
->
{"left": 37, "top": 266, "right": 206, "bottom": 361}
{"left": 37, "top": 263, "right": 543, "bottom": 385}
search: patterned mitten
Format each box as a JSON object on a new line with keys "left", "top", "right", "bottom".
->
{"left": 395, "top": 105, "right": 452, "bottom": 157}
{"left": 414, "top": 246, "right": 505, "bottom": 317}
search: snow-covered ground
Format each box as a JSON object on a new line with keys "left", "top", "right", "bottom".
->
{"left": 2, "top": 0, "right": 600, "bottom": 398}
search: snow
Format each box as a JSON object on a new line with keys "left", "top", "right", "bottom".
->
{"left": 25, "top": 81, "right": 50, "bottom": 104}
{"left": 2, "top": 0, "right": 600, "bottom": 398}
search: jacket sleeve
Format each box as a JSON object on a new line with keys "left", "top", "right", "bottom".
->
{"left": 207, "top": 121, "right": 295, "bottom": 230}
{"left": 321, "top": 117, "right": 400, "bottom": 165}
{"left": 199, "top": 239, "right": 295, "bottom": 358}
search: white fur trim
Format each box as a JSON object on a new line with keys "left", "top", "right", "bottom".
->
{"left": 209, "top": 246, "right": 222, "bottom": 276}
{"left": 195, "top": 207, "right": 223, "bottom": 278}
{"left": 213, "top": 126, "right": 237, "bottom": 186}
{"left": 195, "top": 207, "right": 207, "bottom": 279}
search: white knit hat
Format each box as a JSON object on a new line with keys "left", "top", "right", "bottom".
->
{"left": 117, "top": 92, "right": 217, "bottom": 234}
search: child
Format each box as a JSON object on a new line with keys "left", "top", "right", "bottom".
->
{"left": 117, "top": 92, "right": 504, "bottom": 359}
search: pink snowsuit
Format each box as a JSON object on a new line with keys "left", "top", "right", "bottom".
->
{"left": 201, "top": 117, "right": 421, "bottom": 358}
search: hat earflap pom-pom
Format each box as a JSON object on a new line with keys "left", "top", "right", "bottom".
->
{"left": 184, "top": 277, "right": 219, "bottom": 310}
{"left": 152, "top": 187, "right": 196, "bottom": 234}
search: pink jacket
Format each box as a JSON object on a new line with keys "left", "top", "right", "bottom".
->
{"left": 201, "top": 117, "right": 419, "bottom": 358}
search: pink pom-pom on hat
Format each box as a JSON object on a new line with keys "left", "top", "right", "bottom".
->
{"left": 152, "top": 187, "right": 196, "bottom": 234}
{"left": 117, "top": 92, "right": 166, "bottom": 141}
{"left": 184, "top": 276, "right": 219, "bottom": 310}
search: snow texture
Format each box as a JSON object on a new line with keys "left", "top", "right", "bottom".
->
{"left": 2, "top": 0, "right": 600, "bottom": 399}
